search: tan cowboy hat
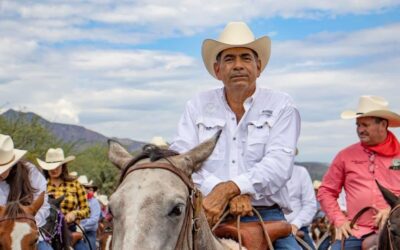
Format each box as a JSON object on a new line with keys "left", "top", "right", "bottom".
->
{"left": 37, "top": 148, "right": 75, "bottom": 170}
{"left": 150, "top": 136, "right": 168, "bottom": 147}
{"left": 77, "top": 175, "right": 98, "bottom": 191}
{"left": 70, "top": 171, "right": 78, "bottom": 177}
{"left": 0, "top": 134, "right": 27, "bottom": 175}
{"left": 341, "top": 95, "right": 400, "bottom": 127}
{"left": 202, "top": 21, "right": 271, "bottom": 79}
{"left": 313, "top": 180, "right": 322, "bottom": 189}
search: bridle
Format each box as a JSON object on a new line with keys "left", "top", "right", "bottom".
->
{"left": 118, "top": 160, "right": 203, "bottom": 250}
{"left": 340, "top": 205, "right": 400, "bottom": 250}
{"left": 0, "top": 214, "right": 37, "bottom": 227}
{"left": 0, "top": 212, "right": 38, "bottom": 243}
{"left": 39, "top": 205, "right": 65, "bottom": 246}
{"left": 386, "top": 204, "right": 400, "bottom": 250}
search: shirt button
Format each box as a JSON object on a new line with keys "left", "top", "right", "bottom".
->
{"left": 232, "top": 160, "right": 236, "bottom": 164}
{"left": 233, "top": 137, "right": 236, "bottom": 141}
{"left": 231, "top": 117, "right": 235, "bottom": 121}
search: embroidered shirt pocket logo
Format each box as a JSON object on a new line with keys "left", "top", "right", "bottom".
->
{"left": 389, "top": 159, "right": 400, "bottom": 170}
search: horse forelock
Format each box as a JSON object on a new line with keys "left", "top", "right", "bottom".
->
{"left": 118, "top": 144, "right": 179, "bottom": 185}
{"left": 4, "top": 202, "right": 26, "bottom": 219}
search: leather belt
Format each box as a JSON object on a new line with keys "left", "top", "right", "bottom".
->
{"left": 253, "top": 204, "right": 280, "bottom": 210}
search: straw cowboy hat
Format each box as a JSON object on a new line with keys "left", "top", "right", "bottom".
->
{"left": 341, "top": 95, "right": 400, "bottom": 127}
{"left": 70, "top": 171, "right": 78, "bottom": 177}
{"left": 77, "top": 175, "right": 98, "bottom": 191}
{"left": 202, "top": 21, "right": 271, "bottom": 79}
{"left": 0, "top": 134, "right": 27, "bottom": 175}
{"left": 313, "top": 180, "right": 322, "bottom": 190}
{"left": 150, "top": 136, "right": 168, "bottom": 147}
{"left": 37, "top": 148, "right": 75, "bottom": 170}
{"left": 97, "top": 194, "right": 109, "bottom": 206}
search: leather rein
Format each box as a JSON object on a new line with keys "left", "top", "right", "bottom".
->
{"left": 341, "top": 204, "right": 400, "bottom": 250}
{"left": 0, "top": 214, "right": 37, "bottom": 229}
{"left": 119, "top": 161, "right": 203, "bottom": 250}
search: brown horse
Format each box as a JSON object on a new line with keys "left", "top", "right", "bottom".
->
{"left": 97, "top": 219, "right": 113, "bottom": 250}
{"left": 0, "top": 192, "right": 44, "bottom": 250}
{"left": 376, "top": 181, "right": 400, "bottom": 250}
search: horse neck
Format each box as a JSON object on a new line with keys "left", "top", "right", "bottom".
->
{"left": 195, "top": 210, "right": 227, "bottom": 250}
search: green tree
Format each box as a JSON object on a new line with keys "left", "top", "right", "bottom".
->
{"left": 0, "top": 112, "right": 76, "bottom": 163}
{"left": 69, "top": 144, "right": 120, "bottom": 196}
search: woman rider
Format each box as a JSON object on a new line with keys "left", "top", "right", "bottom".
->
{"left": 37, "top": 148, "right": 90, "bottom": 250}
{"left": 0, "top": 134, "right": 52, "bottom": 250}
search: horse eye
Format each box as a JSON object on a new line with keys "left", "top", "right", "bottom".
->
{"left": 168, "top": 204, "right": 184, "bottom": 217}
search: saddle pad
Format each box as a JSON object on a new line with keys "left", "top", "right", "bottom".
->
{"left": 214, "top": 220, "right": 292, "bottom": 250}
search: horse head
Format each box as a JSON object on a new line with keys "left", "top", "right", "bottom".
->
{"left": 107, "top": 131, "right": 231, "bottom": 250}
{"left": 0, "top": 192, "right": 44, "bottom": 250}
{"left": 40, "top": 194, "right": 71, "bottom": 250}
{"left": 376, "top": 180, "right": 400, "bottom": 249}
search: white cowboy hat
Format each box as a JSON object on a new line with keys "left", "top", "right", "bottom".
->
{"left": 69, "top": 171, "right": 78, "bottom": 177}
{"left": 0, "top": 134, "right": 27, "bottom": 175}
{"left": 77, "top": 175, "right": 98, "bottom": 190}
{"left": 150, "top": 136, "right": 168, "bottom": 147}
{"left": 313, "top": 180, "right": 322, "bottom": 189}
{"left": 341, "top": 95, "right": 400, "bottom": 127}
{"left": 37, "top": 148, "right": 75, "bottom": 170}
{"left": 202, "top": 21, "right": 271, "bottom": 79}
{"left": 97, "top": 194, "right": 109, "bottom": 206}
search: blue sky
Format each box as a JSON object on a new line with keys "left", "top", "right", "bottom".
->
{"left": 1, "top": 0, "right": 400, "bottom": 162}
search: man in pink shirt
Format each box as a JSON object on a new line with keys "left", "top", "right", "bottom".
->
{"left": 317, "top": 95, "right": 400, "bottom": 249}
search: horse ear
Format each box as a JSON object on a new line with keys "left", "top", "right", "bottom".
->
{"left": 169, "top": 130, "right": 222, "bottom": 175}
{"left": 26, "top": 192, "right": 45, "bottom": 216}
{"left": 376, "top": 180, "right": 399, "bottom": 208}
{"left": 54, "top": 195, "right": 65, "bottom": 207}
{"left": 108, "top": 139, "right": 133, "bottom": 170}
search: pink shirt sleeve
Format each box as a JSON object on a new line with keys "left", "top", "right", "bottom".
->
{"left": 317, "top": 153, "right": 348, "bottom": 227}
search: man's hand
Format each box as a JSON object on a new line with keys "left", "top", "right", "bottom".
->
{"left": 335, "top": 221, "right": 357, "bottom": 240}
{"left": 291, "top": 224, "right": 299, "bottom": 235}
{"left": 203, "top": 181, "right": 240, "bottom": 227}
{"left": 229, "top": 194, "right": 253, "bottom": 217}
{"left": 373, "top": 207, "right": 390, "bottom": 229}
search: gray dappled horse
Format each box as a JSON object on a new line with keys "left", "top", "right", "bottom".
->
{"left": 107, "top": 131, "right": 245, "bottom": 250}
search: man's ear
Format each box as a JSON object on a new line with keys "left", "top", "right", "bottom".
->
{"left": 256, "top": 59, "right": 261, "bottom": 77}
{"left": 213, "top": 62, "right": 222, "bottom": 80}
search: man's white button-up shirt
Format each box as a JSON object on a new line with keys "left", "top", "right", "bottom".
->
{"left": 170, "top": 86, "right": 301, "bottom": 212}
{"left": 284, "top": 165, "right": 317, "bottom": 228}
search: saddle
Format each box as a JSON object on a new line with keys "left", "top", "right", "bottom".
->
{"left": 214, "top": 220, "right": 292, "bottom": 250}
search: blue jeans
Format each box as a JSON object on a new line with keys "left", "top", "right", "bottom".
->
{"left": 74, "top": 239, "right": 88, "bottom": 250}
{"left": 299, "top": 226, "right": 316, "bottom": 250}
{"left": 240, "top": 207, "right": 301, "bottom": 250}
{"left": 331, "top": 236, "right": 362, "bottom": 250}
{"left": 317, "top": 235, "right": 331, "bottom": 250}
{"left": 37, "top": 241, "right": 54, "bottom": 250}
{"left": 84, "top": 230, "right": 97, "bottom": 250}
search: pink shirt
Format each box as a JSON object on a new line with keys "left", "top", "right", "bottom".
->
{"left": 317, "top": 142, "right": 400, "bottom": 238}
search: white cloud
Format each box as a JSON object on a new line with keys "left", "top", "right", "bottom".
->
{"left": 1, "top": 1, "right": 400, "bottom": 162}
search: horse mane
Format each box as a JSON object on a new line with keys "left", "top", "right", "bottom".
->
{"left": 118, "top": 144, "right": 179, "bottom": 185}
{"left": 4, "top": 201, "right": 26, "bottom": 219}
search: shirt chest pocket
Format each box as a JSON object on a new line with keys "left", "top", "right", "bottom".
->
{"left": 196, "top": 117, "right": 225, "bottom": 160}
{"left": 245, "top": 117, "right": 272, "bottom": 162}
{"left": 62, "top": 188, "right": 78, "bottom": 210}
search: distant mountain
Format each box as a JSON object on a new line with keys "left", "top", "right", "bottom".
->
{"left": 296, "top": 161, "right": 329, "bottom": 181}
{"left": 1, "top": 109, "right": 146, "bottom": 152}
{"left": 1, "top": 109, "right": 330, "bottom": 180}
